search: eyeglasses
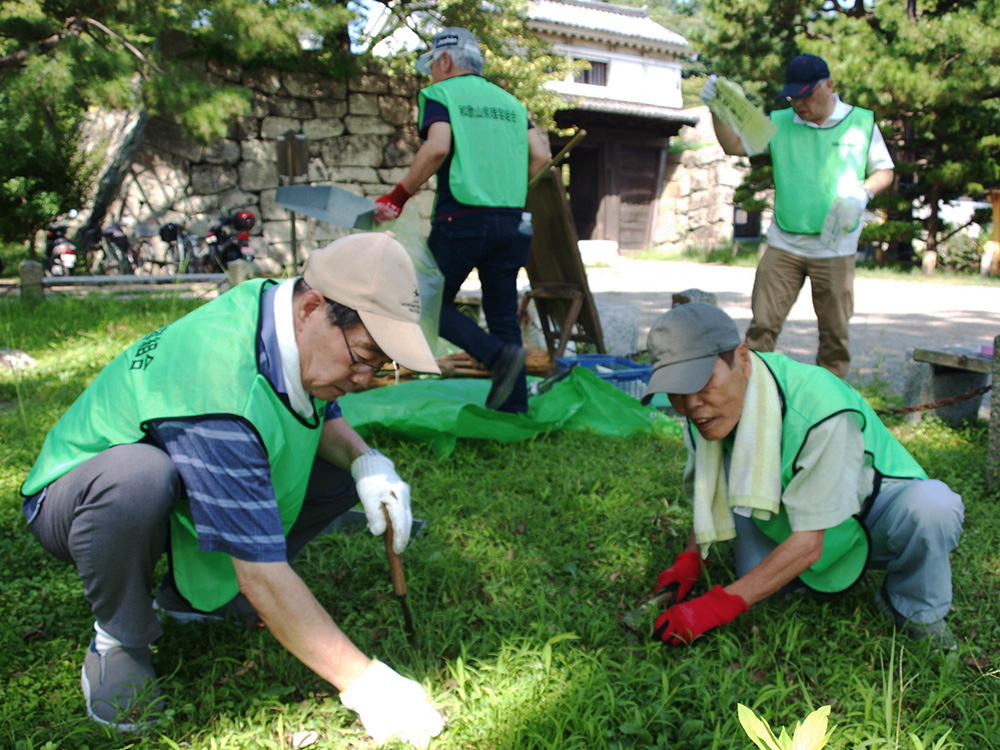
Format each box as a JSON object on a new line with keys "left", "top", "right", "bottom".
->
{"left": 338, "top": 325, "right": 397, "bottom": 378}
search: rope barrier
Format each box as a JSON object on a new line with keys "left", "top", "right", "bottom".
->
{"left": 875, "top": 384, "right": 993, "bottom": 416}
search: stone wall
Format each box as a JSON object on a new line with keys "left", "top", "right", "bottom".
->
{"left": 114, "top": 62, "right": 436, "bottom": 274}
{"left": 109, "top": 74, "right": 753, "bottom": 269}
{"left": 653, "top": 105, "right": 766, "bottom": 253}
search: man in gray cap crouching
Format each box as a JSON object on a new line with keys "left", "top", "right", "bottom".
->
{"left": 640, "top": 302, "right": 963, "bottom": 651}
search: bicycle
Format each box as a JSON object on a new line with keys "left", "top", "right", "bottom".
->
{"left": 82, "top": 224, "right": 140, "bottom": 275}
{"left": 158, "top": 218, "right": 203, "bottom": 274}
{"left": 133, "top": 219, "right": 164, "bottom": 275}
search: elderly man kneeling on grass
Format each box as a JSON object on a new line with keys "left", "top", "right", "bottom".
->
{"left": 641, "top": 303, "right": 964, "bottom": 651}
{"left": 20, "top": 232, "right": 444, "bottom": 746}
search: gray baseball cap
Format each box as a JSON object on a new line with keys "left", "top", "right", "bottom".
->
{"left": 415, "top": 27, "right": 483, "bottom": 74}
{"left": 640, "top": 303, "right": 742, "bottom": 403}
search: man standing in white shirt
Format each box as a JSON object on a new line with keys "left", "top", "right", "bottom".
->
{"left": 704, "top": 54, "right": 895, "bottom": 378}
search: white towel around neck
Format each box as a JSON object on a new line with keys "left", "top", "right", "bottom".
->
{"left": 273, "top": 277, "right": 315, "bottom": 420}
{"left": 685, "top": 355, "right": 783, "bottom": 557}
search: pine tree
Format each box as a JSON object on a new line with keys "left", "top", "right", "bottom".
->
{"left": 698, "top": 0, "right": 1000, "bottom": 264}
{"left": 0, "top": 1, "right": 356, "bottom": 250}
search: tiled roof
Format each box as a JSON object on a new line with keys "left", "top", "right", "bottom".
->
{"left": 561, "top": 96, "right": 699, "bottom": 125}
{"left": 528, "top": 0, "right": 689, "bottom": 47}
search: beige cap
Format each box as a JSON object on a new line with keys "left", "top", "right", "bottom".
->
{"left": 302, "top": 232, "right": 441, "bottom": 374}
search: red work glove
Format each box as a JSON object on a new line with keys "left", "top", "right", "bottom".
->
{"left": 653, "top": 550, "right": 703, "bottom": 605}
{"left": 653, "top": 585, "right": 748, "bottom": 645}
{"left": 374, "top": 183, "right": 411, "bottom": 224}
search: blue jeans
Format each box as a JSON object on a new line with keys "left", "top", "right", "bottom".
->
{"left": 429, "top": 210, "right": 533, "bottom": 413}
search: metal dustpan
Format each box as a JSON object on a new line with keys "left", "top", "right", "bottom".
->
{"left": 275, "top": 185, "right": 375, "bottom": 229}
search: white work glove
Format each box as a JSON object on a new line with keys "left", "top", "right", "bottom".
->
{"left": 820, "top": 184, "right": 869, "bottom": 249}
{"left": 351, "top": 449, "right": 412, "bottom": 554}
{"left": 340, "top": 660, "right": 445, "bottom": 747}
{"left": 699, "top": 74, "right": 718, "bottom": 105}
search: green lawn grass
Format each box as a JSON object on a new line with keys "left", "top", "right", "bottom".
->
{"left": 1, "top": 293, "right": 997, "bottom": 750}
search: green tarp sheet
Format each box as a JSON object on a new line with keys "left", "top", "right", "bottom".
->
{"left": 338, "top": 366, "right": 682, "bottom": 457}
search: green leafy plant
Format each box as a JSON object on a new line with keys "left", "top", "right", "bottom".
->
{"left": 738, "top": 703, "right": 833, "bottom": 750}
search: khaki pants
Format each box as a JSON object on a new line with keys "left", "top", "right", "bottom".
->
{"left": 745, "top": 248, "right": 855, "bottom": 378}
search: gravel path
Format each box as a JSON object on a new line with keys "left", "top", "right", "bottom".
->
{"left": 582, "top": 259, "right": 999, "bottom": 414}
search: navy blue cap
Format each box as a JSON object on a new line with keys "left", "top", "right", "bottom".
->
{"left": 779, "top": 54, "right": 830, "bottom": 98}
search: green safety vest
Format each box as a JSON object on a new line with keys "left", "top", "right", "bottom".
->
{"left": 687, "top": 352, "right": 926, "bottom": 593}
{"left": 769, "top": 106, "right": 874, "bottom": 235}
{"left": 419, "top": 75, "right": 529, "bottom": 208}
{"left": 22, "top": 279, "right": 326, "bottom": 610}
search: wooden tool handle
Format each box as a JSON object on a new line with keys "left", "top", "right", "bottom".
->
{"left": 528, "top": 128, "right": 588, "bottom": 189}
{"left": 383, "top": 506, "right": 407, "bottom": 598}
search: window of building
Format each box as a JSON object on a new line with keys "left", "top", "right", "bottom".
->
{"left": 574, "top": 60, "right": 608, "bottom": 86}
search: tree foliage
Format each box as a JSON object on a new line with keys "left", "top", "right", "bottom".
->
{"left": 697, "top": 0, "right": 1000, "bottom": 261}
{"left": 0, "top": 0, "right": 357, "bottom": 249}
{"left": 355, "top": 0, "right": 582, "bottom": 131}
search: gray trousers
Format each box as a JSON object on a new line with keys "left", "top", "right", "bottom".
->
{"left": 27, "top": 443, "right": 359, "bottom": 647}
{"left": 733, "top": 479, "right": 964, "bottom": 623}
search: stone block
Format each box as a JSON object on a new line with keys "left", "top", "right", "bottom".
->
{"left": 333, "top": 166, "right": 380, "bottom": 183}
{"left": 203, "top": 139, "right": 242, "bottom": 166}
{"left": 377, "top": 167, "right": 409, "bottom": 185}
{"left": 319, "top": 134, "right": 387, "bottom": 168}
{"left": 344, "top": 115, "right": 396, "bottom": 136}
{"left": 379, "top": 96, "right": 415, "bottom": 127}
{"left": 381, "top": 136, "right": 421, "bottom": 167}
{"left": 284, "top": 72, "right": 346, "bottom": 100}
{"left": 270, "top": 96, "right": 315, "bottom": 119}
{"left": 145, "top": 117, "right": 204, "bottom": 162}
{"left": 348, "top": 93, "right": 380, "bottom": 116}
{"left": 191, "top": 165, "right": 238, "bottom": 195}
{"left": 303, "top": 118, "right": 345, "bottom": 140}
{"left": 238, "top": 160, "right": 279, "bottom": 191}
{"left": 261, "top": 116, "right": 302, "bottom": 140}
{"left": 173, "top": 194, "right": 221, "bottom": 216}
{"left": 247, "top": 68, "right": 282, "bottom": 95}
{"left": 903, "top": 353, "right": 989, "bottom": 427}
{"left": 232, "top": 116, "right": 260, "bottom": 141}
{"left": 314, "top": 100, "right": 348, "bottom": 119}
{"left": 241, "top": 139, "right": 274, "bottom": 163}
{"left": 248, "top": 93, "right": 271, "bottom": 119}
{"left": 349, "top": 72, "right": 390, "bottom": 95}
{"left": 217, "top": 188, "right": 258, "bottom": 213}
{"left": 259, "top": 188, "right": 286, "bottom": 221}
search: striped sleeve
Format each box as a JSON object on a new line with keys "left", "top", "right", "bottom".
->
{"left": 146, "top": 417, "right": 287, "bottom": 562}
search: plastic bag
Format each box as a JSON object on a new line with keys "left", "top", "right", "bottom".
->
{"left": 376, "top": 208, "right": 444, "bottom": 356}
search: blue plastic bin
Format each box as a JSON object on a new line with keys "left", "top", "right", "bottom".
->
{"left": 554, "top": 354, "right": 653, "bottom": 400}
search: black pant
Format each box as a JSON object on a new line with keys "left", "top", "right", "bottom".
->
{"left": 28, "top": 443, "right": 359, "bottom": 646}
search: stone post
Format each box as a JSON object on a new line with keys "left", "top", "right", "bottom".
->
{"left": 227, "top": 259, "right": 255, "bottom": 286}
{"left": 19, "top": 260, "right": 44, "bottom": 302}
{"left": 988, "top": 334, "right": 1000, "bottom": 487}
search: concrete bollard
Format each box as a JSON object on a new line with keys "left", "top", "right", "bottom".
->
{"left": 227, "top": 259, "right": 255, "bottom": 286}
{"left": 594, "top": 301, "right": 641, "bottom": 357}
{"left": 672, "top": 288, "right": 718, "bottom": 307}
{"left": 19, "top": 260, "right": 44, "bottom": 302}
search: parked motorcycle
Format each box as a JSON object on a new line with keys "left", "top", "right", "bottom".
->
{"left": 202, "top": 209, "right": 255, "bottom": 271}
{"left": 44, "top": 216, "right": 79, "bottom": 276}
